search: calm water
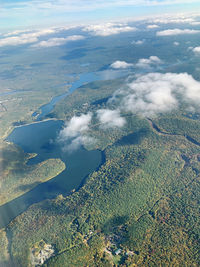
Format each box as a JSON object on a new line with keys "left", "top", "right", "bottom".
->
{"left": 0, "top": 120, "right": 102, "bottom": 228}
{"left": 34, "top": 69, "right": 129, "bottom": 120}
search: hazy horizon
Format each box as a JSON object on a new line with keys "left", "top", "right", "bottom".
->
{"left": 1, "top": 0, "right": 200, "bottom": 31}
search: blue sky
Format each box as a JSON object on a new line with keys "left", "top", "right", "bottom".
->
{"left": 1, "top": 0, "right": 200, "bottom": 31}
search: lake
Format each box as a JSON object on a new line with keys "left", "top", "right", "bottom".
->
{"left": 0, "top": 68, "right": 128, "bottom": 228}
{"left": 0, "top": 119, "right": 103, "bottom": 228}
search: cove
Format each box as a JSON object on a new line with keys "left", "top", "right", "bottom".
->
{"left": 0, "top": 119, "right": 103, "bottom": 228}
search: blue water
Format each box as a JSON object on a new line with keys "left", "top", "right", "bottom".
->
{"left": 0, "top": 120, "right": 102, "bottom": 228}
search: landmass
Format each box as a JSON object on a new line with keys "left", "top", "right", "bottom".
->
{"left": 0, "top": 16, "right": 200, "bottom": 267}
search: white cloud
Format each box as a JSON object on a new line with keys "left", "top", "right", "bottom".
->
{"left": 3, "top": 26, "right": 77, "bottom": 37}
{"left": 0, "top": 27, "right": 85, "bottom": 48}
{"left": 59, "top": 113, "right": 92, "bottom": 139}
{"left": 131, "top": 40, "right": 144, "bottom": 45}
{"left": 58, "top": 113, "right": 94, "bottom": 152}
{"left": 147, "top": 24, "right": 159, "bottom": 29}
{"left": 190, "top": 21, "right": 200, "bottom": 25}
{"left": 3, "top": 29, "right": 31, "bottom": 37}
{"left": 135, "top": 56, "right": 162, "bottom": 68}
{"left": 97, "top": 109, "right": 126, "bottom": 128}
{"left": 110, "top": 56, "right": 163, "bottom": 71}
{"left": 173, "top": 41, "right": 180, "bottom": 46}
{"left": 112, "top": 72, "right": 200, "bottom": 117}
{"left": 32, "top": 35, "right": 85, "bottom": 48}
{"left": 0, "top": 28, "right": 59, "bottom": 47}
{"left": 148, "top": 13, "right": 198, "bottom": 25}
{"left": 25, "top": 28, "right": 57, "bottom": 38}
{"left": 110, "top": 61, "right": 133, "bottom": 69}
{"left": 156, "top": 28, "right": 200, "bottom": 36}
{"left": 192, "top": 46, "right": 200, "bottom": 54}
{"left": 0, "top": 35, "right": 38, "bottom": 47}
{"left": 83, "top": 23, "right": 137, "bottom": 36}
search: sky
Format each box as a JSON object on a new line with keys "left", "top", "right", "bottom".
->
{"left": 1, "top": 0, "right": 200, "bottom": 31}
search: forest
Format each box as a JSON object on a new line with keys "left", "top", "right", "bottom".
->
{"left": 1, "top": 76, "right": 199, "bottom": 266}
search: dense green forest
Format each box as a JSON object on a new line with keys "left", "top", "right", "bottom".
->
{"left": 0, "top": 142, "right": 65, "bottom": 205}
{"left": 2, "top": 96, "right": 199, "bottom": 266}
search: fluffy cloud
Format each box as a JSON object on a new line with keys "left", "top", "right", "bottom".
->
{"left": 3, "top": 29, "right": 31, "bottom": 37}
{"left": 83, "top": 23, "right": 137, "bottom": 36}
{"left": 59, "top": 113, "right": 92, "bottom": 139}
{"left": 110, "top": 56, "right": 162, "bottom": 71}
{"left": 192, "top": 46, "right": 200, "bottom": 54}
{"left": 112, "top": 72, "right": 200, "bottom": 117}
{"left": 0, "top": 35, "right": 38, "bottom": 47}
{"left": 131, "top": 40, "right": 144, "bottom": 45}
{"left": 147, "top": 24, "right": 159, "bottom": 29}
{"left": 190, "top": 21, "right": 200, "bottom": 25}
{"left": 58, "top": 113, "right": 93, "bottom": 152}
{"left": 173, "top": 41, "right": 180, "bottom": 46}
{"left": 135, "top": 56, "right": 162, "bottom": 68}
{"left": 0, "top": 28, "right": 58, "bottom": 47}
{"left": 110, "top": 61, "right": 133, "bottom": 69}
{"left": 148, "top": 14, "right": 198, "bottom": 25}
{"left": 32, "top": 35, "right": 85, "bottom": 48}
{"left": 156, "top": 28, "right": 200, "bottom": 36}
{"left": 3, "top": 28, "right": 56, "bottom": 38}
{"left": 57, "top": 108, "right": 127, "bottom": 150}
{"left": 97, "top": 109, "right": 126, "bottom": 129}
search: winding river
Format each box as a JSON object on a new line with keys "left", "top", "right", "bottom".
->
{"left": 33, "top": 69, "right": 129, "bottom": 121}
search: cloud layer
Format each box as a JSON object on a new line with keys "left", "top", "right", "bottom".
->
{"left": 113, "top": 72, "right": 200, "bottom": 117}
{"left": 0, "top": 27, "right": 82, "bottom": 47}
{"left": 1, "top": 1, "right": 200, "bottom": 32}
{"left": 156, "top": 28, "right": 200, "bottom": 36}
{"left": 32, "top": 35, "right": 85, "bottom": 48}
{"left": 0, "top": 28, "right": 58, "bottom": 47}
{"left": 83, "top": 23, "right": 137, "bottom": 36}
